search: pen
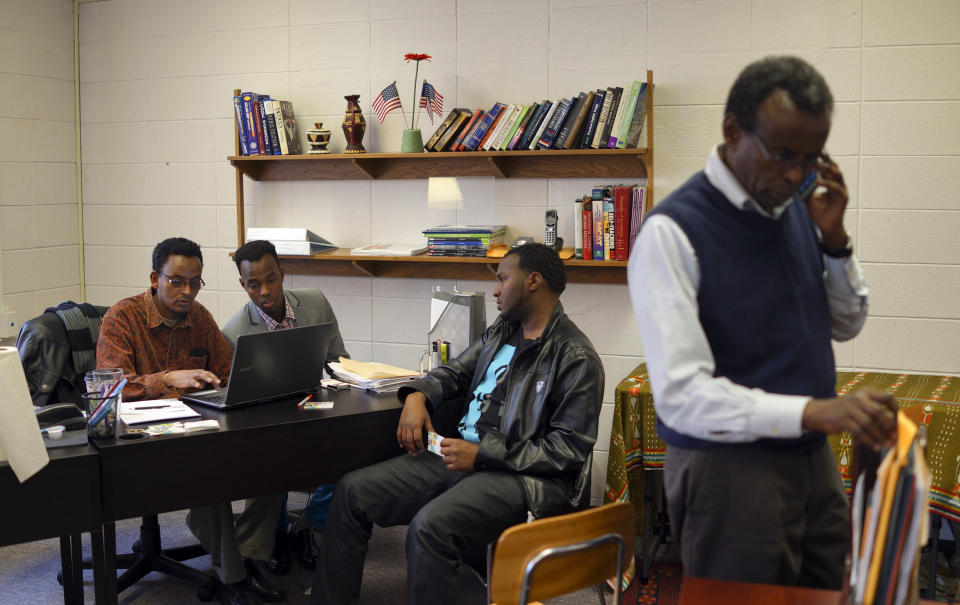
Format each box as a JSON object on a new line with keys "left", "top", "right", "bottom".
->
{"left": 297, "top": 394, "right": 313, "bottom": 408}
{"left": 133, "top": 405, "right": 172, "bottom": 410}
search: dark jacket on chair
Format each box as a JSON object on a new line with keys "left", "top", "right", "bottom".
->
{"left": 399, "top": 301, "right": 604, "bottom": 519}
{"left": 16, "top": 302, "right": 108, "bottom": 407}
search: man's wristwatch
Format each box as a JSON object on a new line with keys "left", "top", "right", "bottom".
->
{"left": 820, "top": 238, "right": 853, "bottom": 258}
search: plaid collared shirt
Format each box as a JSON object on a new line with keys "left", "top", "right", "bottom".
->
{"left": 255, "top": 295, "right": 297, "bottom": 331}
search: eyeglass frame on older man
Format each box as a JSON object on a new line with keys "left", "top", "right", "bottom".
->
{"left": 158, "top": 271, "right": 205, "bottom": 291}
{"left": 747, "top": 131, "right": 822, "bottom": 174}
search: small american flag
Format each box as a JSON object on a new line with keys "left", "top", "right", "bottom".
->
{"left": 418, "top": 81, "right": 444, "bottom": 124}
{"left": 372, "top": 82, "right": 402, "bottom": 123}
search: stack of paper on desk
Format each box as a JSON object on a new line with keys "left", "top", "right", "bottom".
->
{"left": 119, "top": 400, "right": 201, "bottom": 425}
{"left": 328, "top": 358, "right": 419, "bottom": 393}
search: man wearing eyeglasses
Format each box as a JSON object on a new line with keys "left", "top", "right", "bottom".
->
{"left": 98, "top": 237, "right": 287, "bottom": 605}
{"left": 628, "top": 56, "right": 897, "bottom": 588}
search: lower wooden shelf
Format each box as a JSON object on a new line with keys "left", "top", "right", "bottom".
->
{"left": 275, "top": 250, "right": 627, "bottom": 284}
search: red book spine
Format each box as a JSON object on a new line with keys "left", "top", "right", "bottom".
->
{"left": 613, "top": 186, "right": 631, "bottom": 261}
{"left": 582, "top": 201, "right": 593, "bottom": 261}
{"left": 453, "top": 111, "right": 482, "bottom": 152}
{"left": 251, "top": 98, "right": 266, "bottom": 156}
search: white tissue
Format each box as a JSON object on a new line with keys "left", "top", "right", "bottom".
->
{"left": 0, "top": 346, "right": 49, "bottom": 481}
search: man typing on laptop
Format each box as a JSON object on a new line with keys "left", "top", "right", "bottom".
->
{"left": 97, "top": 237, "right": 286, "bottom": 605}
{"left": 221, "top": 239, "right": 349, "bottom": 574}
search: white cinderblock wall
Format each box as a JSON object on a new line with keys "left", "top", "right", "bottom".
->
{"left": 71, "top": 0, "right": 960, "bottom": 504}
{"left": 0, "top": 0, "right": 81, "bottom": 326}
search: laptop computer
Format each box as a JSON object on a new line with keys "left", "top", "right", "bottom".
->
{"left": 182, "top": 323, "right": 333, "bottom": 409}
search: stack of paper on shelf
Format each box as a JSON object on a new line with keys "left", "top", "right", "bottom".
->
{"left": 350, "top": 243, "right": 427, "bottom": 256}
{"left": 422, "top": 225, "right": 506, "bottom": 257}
{"left": 847, "top": 411, "right": 931, "bottom": 605}
{"left": 328, "top": 358, "right": 420, "bottom": 393}
{"left": 246, "top": 227, "right": 336, "bottom": 255}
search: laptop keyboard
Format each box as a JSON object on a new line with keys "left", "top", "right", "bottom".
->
{"left": 191, "top": 392, "right": 227, "bottom": 406}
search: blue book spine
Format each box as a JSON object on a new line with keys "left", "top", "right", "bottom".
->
{"left": 517, "top": 102, "right": 549, "bottom": 151}
{"left": 257, "top": 95, "right": 274, "bottom": 155}
{"left": 233, "top": 95, "right": 249, "bottom": 155}
{"left": 464, "top": 103, "right": 505, "bottom": 151}
{"left": 537, "top": 99, "right": 571, "bottom": 149}
{"left": 264, "top": 99, "right": 282, "bottom": 155}
{"left": 241, "top": 92, "right": 260, "bottom": 155}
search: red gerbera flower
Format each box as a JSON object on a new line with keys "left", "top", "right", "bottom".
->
{"left": 404, "top": 53, "right": 431, "bottom": 62}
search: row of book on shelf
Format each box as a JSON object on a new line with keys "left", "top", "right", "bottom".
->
{"left": 246, "top": 180, "right": 647, "bottom": 262}
{"left": 575, "top": 182, "right": 647, "bottom": 261}
{"left": 424, "top": 80, "right": 652, "bottom": 153}
{"left": 233, "top": 92, "right": 302, "bottom": 156}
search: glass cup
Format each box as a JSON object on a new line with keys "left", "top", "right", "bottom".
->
{"left": 92, "top": 368, "right": 124, "bottom": 404}
{"left": 82, "top": 391, "right": 118, "bottom": 439}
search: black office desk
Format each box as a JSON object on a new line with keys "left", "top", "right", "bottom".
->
{"left": 93, "top": 388, "right": 404, "bottom": 604}
{"left": 0, "top": 440, "right": 104, "bottom": 605}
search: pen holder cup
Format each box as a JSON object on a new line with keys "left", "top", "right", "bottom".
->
{"left": 82, "top": 391, "right": 118, "bottom": 439}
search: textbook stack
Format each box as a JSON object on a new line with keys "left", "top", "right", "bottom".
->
{"left": 246, "top": 227, "right": 335, "bottom": 255}
{"left": 422, "top": 225, "right": 506, "bottom": 257}
{"left": 573, "top": 182, "right": 647, "bottom": 261}
{"left": 233, "top": 92, "right": 302, "bottom": 156}
{"left": 422, "top": 80, "right": 652, "bottom": 152}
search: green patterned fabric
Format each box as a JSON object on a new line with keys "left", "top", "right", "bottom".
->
{"left": 605, "top": 366, "right": 960, "bottom": 526}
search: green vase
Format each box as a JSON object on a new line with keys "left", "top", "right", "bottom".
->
{"left": 401, "top": 128, "right": 424, "bottom": 153}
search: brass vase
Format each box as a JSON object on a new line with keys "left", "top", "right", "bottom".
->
{"left": 342, "top": 94, "right": 366, "bottom": 154}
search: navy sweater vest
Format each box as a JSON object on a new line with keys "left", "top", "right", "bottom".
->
{"left": 648, "top": 172, "right": 836, "bottom": 450}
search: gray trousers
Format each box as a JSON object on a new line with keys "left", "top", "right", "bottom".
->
{"left": 186, "top": 494, "right": 285, "bottom": 583}
{"left": 664, "top": 440, "right": 847, "bottom": 589}
{"left": 310, "top": 452, "right": 528, "bottom": 605}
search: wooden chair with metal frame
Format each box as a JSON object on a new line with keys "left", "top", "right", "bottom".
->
{"left": 485, "top": 501, "right": 635, "bottom": 605}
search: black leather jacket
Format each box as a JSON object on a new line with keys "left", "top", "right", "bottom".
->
{"left": 16, "top": 305, "right": 108, "bottom": 406}
{"left": 399, "top": 301, "right": 604, "bottom": 518}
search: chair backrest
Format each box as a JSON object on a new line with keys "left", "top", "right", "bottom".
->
{"left": 488, "top": 501, "right": 634, "bottom": 605}
{"left": 16, "top": 302, "right": 108, "bottom": 407}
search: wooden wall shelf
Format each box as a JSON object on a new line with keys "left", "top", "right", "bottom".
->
{"left": 277, "top": 251, "right": 628, "bottom": 284}
{"left": 229, "top": 69, "right": 653, "bottom": 286}
{"left": 229, "top": 148, "right": 648, "bottom": 181}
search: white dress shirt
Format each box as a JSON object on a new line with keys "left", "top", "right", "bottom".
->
{"left": 628, "top": 145, "right": 869, "bottom": 443}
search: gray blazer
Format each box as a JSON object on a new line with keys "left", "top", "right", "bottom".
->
{"left": 221, "top": 289, "right": 349, "bottom": 364}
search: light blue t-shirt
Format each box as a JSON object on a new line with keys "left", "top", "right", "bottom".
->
{"left": 458, "top": 343, "right": 516, "bottom": 443}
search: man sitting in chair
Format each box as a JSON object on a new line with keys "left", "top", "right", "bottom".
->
{"left": 310, "top": 243, "right": 604, "bottom": 604}
{"left": 223, "top": 239, "right": 350, "bottom": 573}
{"left": 97, "top": 237, "right": 286, "bottom": 605}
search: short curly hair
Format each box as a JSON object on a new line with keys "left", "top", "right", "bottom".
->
{"left": 505, "top": 243, "right": 566, "bottom": 294}
{"left": 152, "top": 237, "right": 202, "bottom": 272}
{"left": 233, "top": 240, "right": 280, "bottom": 273}
{"left": 725, "top": 56, "right": 834, "bottom": 133}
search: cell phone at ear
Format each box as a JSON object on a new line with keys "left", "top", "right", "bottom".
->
{"left": 796, "top": 169, "right": 818, "bottom": 202}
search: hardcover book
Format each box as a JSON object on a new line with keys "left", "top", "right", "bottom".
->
{"left": 277, "top": 100, "right": 302, "bottom": 155}
{"left": 464, "top": 103, "right": 505, "bottom": 151}
{"left": 607, "top": 82, "right": 636, "bottom": 148}
{"left": 435, "top": 110, "right": 472, "bottom": 151}
{"left": 486, "top": 104, "right": 517, "bottom": 151}
{"left": 613, "top": 81, "right": 642, "bottom": 149}
{"left": 233, "top": 95, "right": 250, "bottom": 155}
{"left": 553, "top": 92, "right": 588, "bottom": 149}
{"left": 518, "top": 100, "right": 550, "bottom": 150}
{"left": 500, "top": 105, "right": 530, "bottom": 151}
{"left": 507, "top": 102, "right": 538, "bottom": 150}
{"left": 598, "top": 86, "right": 623, "bottom": 148}
{"left": 574, "top": 197, "right": 583, "bottom": 258}
{"left": 537, "top": 98, "right": 571, "bottom": 149}
{"left": 624, "top": 83, "right": 653, "bottom": 148}
{"left": 525, "top": 99, "right": 556, "bottom": 150}
{"left": 240, "top": 92, "right": 261, "bottom": 155}
{"left": 251, "top": 95, "right": 267, "bottom": 155}
{"left": 602, "top": 186, "right": 614, "bottom": 260}
{"left": 263, "top": 99, "right": 282, "bottom": 155}
{"left": 271, "top": 101, "right": 289, "bottom": 154}
{"left": 453, "top": 110, "right": 484, "bottom": 151}
{"left": 591, "top": 87, "right": 615, "bottom": 149}
{"left": 580, "top": 90, "right": 605, "bottom": 148}
{"left": 591, "top": 187, "right": 604, "bottom": 260}
{"left": 257, "top": 95, "right": 274, "bottom": 155}
{"left": 613, "top": 185, "right": 632, "bottom": 261}
{"left": 425, "top": 108, "right": 466, "bottom": 151}
{"left": 476, "top": 107, "right": 505, "bottom": 150}
{"left": 582, "top": 197, "right": 593, "bottom": 261}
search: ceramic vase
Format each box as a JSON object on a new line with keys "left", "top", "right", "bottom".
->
{"left": 400, "top": 128, "right": 424, "bottom": 153}
{"left": 342, "top": 95, "right": 366, "bottom": 154}
{"left": 306, "top": 122, "right": 331, "bottom": 154}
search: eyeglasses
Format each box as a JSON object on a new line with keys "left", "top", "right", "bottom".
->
{"left": 748, "top": 133, "right": 819, "bottom": 173}
{"left": 158, "top": 271, "right": 205, "bottom": 291}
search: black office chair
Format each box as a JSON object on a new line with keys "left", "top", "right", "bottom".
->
{"left": 16, "top": 302, "right": 216, "bottom": 598}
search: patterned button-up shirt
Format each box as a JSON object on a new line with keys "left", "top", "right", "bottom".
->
{"left": 96, "top": 290, "right": 233, "bottom": 401}
{"left": 254, "top": 294, "right": 297, "bottom": 331}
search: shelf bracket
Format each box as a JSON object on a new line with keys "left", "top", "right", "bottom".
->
{"left": 485, "top": 157, "right": 507, "bottom": 178}
{"left": 350, "top": 159, "right": 376, "bottom": 179}
{"left": 350, "top": 260, "right": 376, "bottom": 277}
